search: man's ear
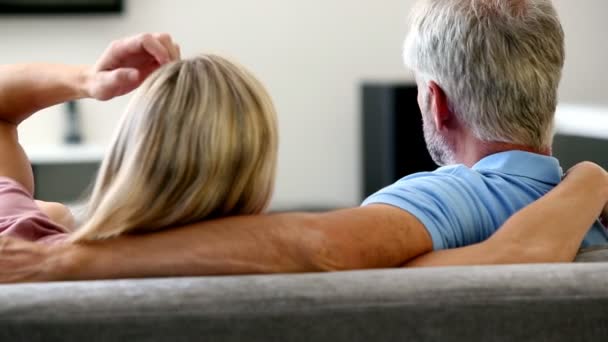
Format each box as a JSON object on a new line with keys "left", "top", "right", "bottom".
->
{"left": 428, "top": 81, "right": 452, "bottom": 132}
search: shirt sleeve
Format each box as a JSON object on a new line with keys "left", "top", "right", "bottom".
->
{"left": 0, "top": 177, "right": 68, "bottom": 241}
{"left": 361, "top": 167, "right": 495, "bottom": 250}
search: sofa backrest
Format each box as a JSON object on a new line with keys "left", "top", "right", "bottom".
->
{"left": 1, "top": 263, "right": 607, "bottom": 341}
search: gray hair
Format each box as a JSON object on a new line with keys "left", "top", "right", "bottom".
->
{"left": 404, "top": 0, "right": 565, "bottom": 149}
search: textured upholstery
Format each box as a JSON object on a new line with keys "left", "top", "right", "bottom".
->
{"left": 1, "top": 263, "right": 608, "bottom": 341}
{"left": 576, "top": 246, "right": 608, "bottom": 262}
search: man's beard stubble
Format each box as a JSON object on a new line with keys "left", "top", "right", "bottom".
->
{"left": 421, "top": 112, "right": 457, "bottom": 167}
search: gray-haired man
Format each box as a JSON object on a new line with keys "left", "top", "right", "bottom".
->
{"left": 364, "top": 0, "right": 608, "bottom": 251}
{"left": 0, "top": 0, "right": 607, "bottom": 282}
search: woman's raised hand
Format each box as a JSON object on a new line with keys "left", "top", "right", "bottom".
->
{"left": 85, "top": 33, "right": 181, "bottom": 101}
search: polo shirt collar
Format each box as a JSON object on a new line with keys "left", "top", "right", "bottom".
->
{"left": 472, "top": 150, "right": 563, "bottom": 185}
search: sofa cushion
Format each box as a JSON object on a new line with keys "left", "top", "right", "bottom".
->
{"left": 576, "top": 246, "right": 608, "bottom": 262}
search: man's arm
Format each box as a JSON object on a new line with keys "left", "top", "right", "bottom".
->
{"left": 406, "top": 162, "right": 608, "bottom": 267}
{"left": 0, "top": 205, "right": 433, "bottom": 282}
{"left": 0, "top": 162, "right": 605, "bottom": 283}
{"left": 601, "top": 199, "right": 608, "bottom": 227}
{"left": 57, "top": 162, "right": 604, "bottom": 281}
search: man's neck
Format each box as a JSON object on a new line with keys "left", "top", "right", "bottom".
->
{"left": 455, "top": 134, "right": 551, "bottom": 167}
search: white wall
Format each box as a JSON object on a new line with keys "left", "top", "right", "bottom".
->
{"left": 554, "top": 0, "right": 608, "bottom": 105}
{"left": 1, "top": 0, "right": 607, "bottom": 209}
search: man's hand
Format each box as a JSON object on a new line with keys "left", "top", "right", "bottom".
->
{"left": 85, "top": 33, "right": 181, "bottom": 101}
{"left": 567, "top": 162, "right": 608, "bottom": 226}
{"left": 0, "top": 237, "right": 57, "bottom": 283}
{"left": 601, "top": 173, "right": 608, "bottom": 227}
{"left": 407, "top": 161, "right": 608, "bottom": 267}
{"left": 603, "top": 171, "right": 608, "bottom": 226}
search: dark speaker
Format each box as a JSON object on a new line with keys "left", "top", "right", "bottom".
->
{"left": 361, "top": 83, "right": 438, "bottom": 200}
{"left": 33, "top": 162, "right": 99, "bottom": 203}
{"left": 553, "top": 134, "right": 608, "bottom": 170}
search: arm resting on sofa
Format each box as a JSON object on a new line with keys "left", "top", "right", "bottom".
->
{"left": 0, "top": 164, "right": 605, "bottom": 282}
{"left": 407, "top": 162, "right": 608, "bottom": 267}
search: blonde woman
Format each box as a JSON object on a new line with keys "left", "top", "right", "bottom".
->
{"left": 0, "top": 33, "right": 277, "bottom": 243}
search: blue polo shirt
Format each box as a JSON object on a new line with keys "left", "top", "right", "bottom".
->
{"left": 362, "top": 151, "right": 608, "bottom": 250}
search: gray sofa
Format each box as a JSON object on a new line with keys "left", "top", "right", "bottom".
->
{"left": 1, "top": 249, "right": 607, "bottom": 342}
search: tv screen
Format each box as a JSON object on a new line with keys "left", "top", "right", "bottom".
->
{"left": 0, "top": 0, "right": 123, "bottom": 14}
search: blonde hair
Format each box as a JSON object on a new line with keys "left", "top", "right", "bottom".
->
{"left": 70, "top": 55, "right": 278, "bottom": 242}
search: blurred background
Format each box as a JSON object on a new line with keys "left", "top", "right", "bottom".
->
{"left": 0, "top": 0, "right": 607, "bottom": 210}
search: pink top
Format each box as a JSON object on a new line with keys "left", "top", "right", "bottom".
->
{"left": 0, "top": 177, "right": 68, "bottom": 243}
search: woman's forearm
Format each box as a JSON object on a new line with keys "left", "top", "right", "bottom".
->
{"left": 0, "top": 34, "right": 182, "bottom": 125}
{"left": 407, "top": 162, "right": 608, "bottom": 267}
{"left": 0, "top": 64, "right": 92, "bottom": 192}
{"left": 0, "top": 64, "right": 90, "bottom": 124}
